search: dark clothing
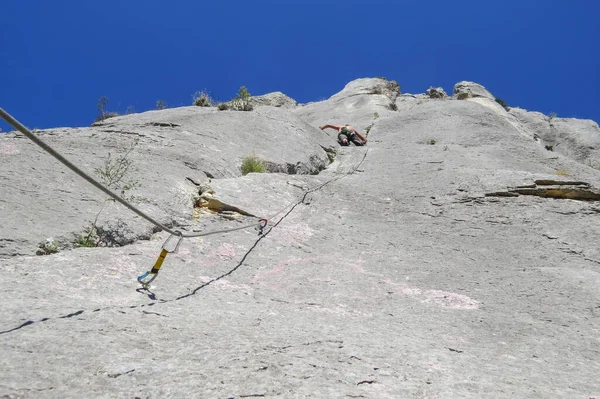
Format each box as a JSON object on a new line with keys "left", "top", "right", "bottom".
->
{"left": 338, "top": 127, "right": 365, "bottom": 146}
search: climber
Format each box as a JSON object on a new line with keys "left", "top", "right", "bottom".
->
{"left": 319, "top": 124, "right": 367, "bottom": 146}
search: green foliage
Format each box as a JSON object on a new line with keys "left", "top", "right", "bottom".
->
{"left": 231, "top": 86, "right": 253, "bottom": 111}
{"left": 495, "top": 98, "right": 510, "bottom": 112}
{"left": 74, "top": 225, "right": 99, "bottom": 248}
{"left": 94, "top": 138, "right": 141, "bottom": 195}
{"left": 156, "top": 99, "right": 168, "bottom": 110}
{"left": 364, "top": 123, "right": 374, "bottom": 136}
{"left": 76, "top": 139, "right": 141, "bottom": 248}
{"left": 428, "top": 139, "right": 437, "bottom": 145}
{"left": 193, "top": 90, "right": 214, "bottom": 107}
{"left": 374, "top": 112, "right": 380, "bottom": 119}
{"left": 217, "top": 102, "right": 229, "bottom": 111}
{"left": 241, "top": 154, "right": 267, "bottom": 175}
{"left": 388, "top": 102, "right": 398, "bottom": 111}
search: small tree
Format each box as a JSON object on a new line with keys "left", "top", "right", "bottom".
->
{"left": 97, "top": 96, "right": 109, "bottom": 117}
{"left": 156, "top": 99, "right": 168, "bottom": 110}
{"left": 231, "top": 86, "right": 253, "bottom": 111}
{"left": 95, "top": 96, "right": 119, "bottom": 122}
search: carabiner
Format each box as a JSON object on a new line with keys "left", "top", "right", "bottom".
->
{"left": 256, "top": 218, "right": 268, "bottom": 235}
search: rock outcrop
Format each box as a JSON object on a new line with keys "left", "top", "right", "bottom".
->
{"left": 250, "top": 91, "right": 297, "bottom": 108}
{"left": 425, "top": 86, "right": 448, "bottom": 99}
{"left": 1, "top": 77, "right": 599, "bottom": 398}
{"left": 453, "top": 80, "right": 495, "bottom": 100}
{"left": 510, "top": 107, "right": 600, "bottom": 167}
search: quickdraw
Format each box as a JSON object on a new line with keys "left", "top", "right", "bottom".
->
{"left": 137, "top": 232, "right": 183, "bottom": 289}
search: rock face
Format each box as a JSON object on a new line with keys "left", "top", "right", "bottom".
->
{"left": 510, "top": 107, "right": 600, "bottom": 167}
{"left": 1, "top": 78, "right": 600, "bottom": 398}
{"left": 0, "top": 106, "right": 336, "bottom": 257}
{"left": 453, "top": 80, "right": 495, "bottom": 100}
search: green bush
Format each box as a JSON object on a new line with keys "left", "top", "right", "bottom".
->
{"left": 193, "top": 90, "right": 214, "bottom": 107}
{"left": 217, "top": 102, "right": 229, "bottom": 111}
{"left": 241, "top": 154, "right": 267, "bottom": 175}
{"left": 495, "top": 98, "right": 510, "bottom": 112}
{"left": 231, "top": 86, "right": 253, "bottom": 111}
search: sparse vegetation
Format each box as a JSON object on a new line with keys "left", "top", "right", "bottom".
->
{"left": 74, "top": 225, "right": 99, "bottom": 248}
{"left": 156, "top": 99, "right": 168, "bottom": 110}
{"left": 217, "top": 102, "right": 229, "bottom": 111}
{"left": 126, "top": 105, "right": 135, "bottom": 115}
{"left": 75, "top": 139, "right": 141, "bottom": 248}
{"left": 457, "top": 92, "right": 471, "bottom": 100}
{"left": 374, "top": 112, "right": 380, "bottom": 119}
{"left": 193, "top": 90, "right": 214, "bottom": 107}
{"left": 364, "top": 123, "right": 374, "bottom": 136}
{"left": 95, "top": 96, "right": 120, "bottom": 122}
{"left": 554, "top": 169, "right": 571, "bottom": 177}
{"left": 388, "top": 102, "right": 398, "bottom": 111}
{"left": 241, "top": 153, "right": 267, "bottom": 175}
{"left": 545, "top": 145, "right": 554, "bottom": 151}
{"left": 36, "top": 239, "right": 59, "bottom": 255}
{"left": 495, "top": 98, "right": 510, "bottom": 112}
{"left": 428, "top": 139, "right": 437, "bottom": 145}
{"left": 231, "top": 86, "right": 253, "bottom": 111}
{"left": 548, "top": 112, "right": 557, "bottom": 120}
{"left": 94, "top": 138, "right": 141, "bottom": 195}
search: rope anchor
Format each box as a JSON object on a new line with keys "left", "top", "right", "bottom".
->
{"left": 137, "top": 232, "right": 183, "bottom": 289}
{"left": 256, "top": 218, "right": 268, "bottom": 235}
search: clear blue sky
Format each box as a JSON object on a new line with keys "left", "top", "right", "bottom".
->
{"left": 1, "top": 0, "right": 599, "bottom": 132}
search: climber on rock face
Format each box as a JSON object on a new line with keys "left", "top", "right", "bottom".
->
{"left": 319, "top": 124, "right": 367, "bottom": 147}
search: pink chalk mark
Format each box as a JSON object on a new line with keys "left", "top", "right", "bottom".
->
{"left": 253, "top": 257, "right": 313, "bottom": 283}
{"left": 423, "top": 289, "right": 479, "bottom": 310}
{"left": 272, "top": 223, "right": 314, "bottom": 245}
{"left": 0, "top": 144, "right": 19, "bottom": 155}
{"left": 383, "top": 279, "right": 479, "bottom": 310}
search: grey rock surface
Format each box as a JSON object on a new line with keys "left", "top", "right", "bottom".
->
{"left": 425, "top": 86, "right": 447, "bottom": 99}
{"left": 510, "top": 107, "right": 600, "bottom": 167}
{"left": 250, "top": 91, "right": 298, "bottom": 108}
{"left": 0, "top": 106, "right": 336, "bottom": 257}
{"left": 453, "top": 81, "right": 495, "bottom": 100}
{"left": 1, "top": 78, "right": 600, "bottom": 398}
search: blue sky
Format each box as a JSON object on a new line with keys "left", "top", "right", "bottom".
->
{"left": 1, "top": 0, "right": 599, "bottom": 132}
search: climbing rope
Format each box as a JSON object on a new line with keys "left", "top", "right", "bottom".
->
{"left": 0, "top": 107, "right": 368, "bottom": 287}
